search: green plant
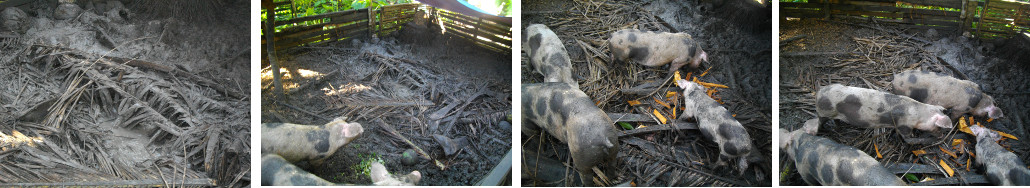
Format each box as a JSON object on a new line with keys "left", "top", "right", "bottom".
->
{"left": 351, "top": 152, "right": 385, "bottom": 176}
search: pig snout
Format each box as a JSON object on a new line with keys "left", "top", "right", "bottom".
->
{"left": 371, "top": 161, "right": 421, "bottom": 186}
{"left": 918, "top": 113, "right": 953, "bottom": 132}
{"left": 985, "top": 105, "right": 1004, "bottom": 119}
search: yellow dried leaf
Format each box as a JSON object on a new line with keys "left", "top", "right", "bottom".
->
{"left": 875, "top": 143, "right": 882, "bottom": 159}
{"left": 912, "top": 150, "right": 927, "bottom": 156}
{"left": 654, "top": 98, "right": 671, "bottom": 109}
{"left": 969, "top": 116, "right": 974, "bottom": 125}
{"left": 967, "top": 158, "right": 971, "bottom": 171}
{"left": 627, "top": 100, "right": 641, "bottom": 106}
{"left": 674, "top": 71, "right": 683, "bottom": 82}
{"left": 940, "top": 160, "right": 954, "bottom": 177}
{"left": 952, "top": 139, "right": 963, "bottom": 146}
{"left": 997, "top": 130, "right": 1019, "bottom": 140}
{"left": 665, "top": 91, "right": 678, "bottom": 98}
{"left": 653, "top": 109, "right": 667, "bottom": 124}
{"left": 987, "top": 118, "right": 994, "bottom": 123}
{"left": 940, "top": 146, "right": 958, "bottom": 159}
{"left": 732, "top": 114, "right": 736, "bottom": 117}
{"left": 699, "top": 66, "right": 713, "bottom": 77}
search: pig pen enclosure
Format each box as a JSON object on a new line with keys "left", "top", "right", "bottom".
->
{"left": 260, "top": 1, "right": 512, "bottom": 185}
{"left": 781, "top": 0, "right": 1030, "bottom": 185}
{"left": 0, "top": 0, "right": 250, "bottom": 187}
{"left": 521, "top": 0, "right": 772, "bottom": 186}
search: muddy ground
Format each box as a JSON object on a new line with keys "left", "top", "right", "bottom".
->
{"left": 522, "top": 0, "right": 771, "bottom": 186}
{"left": 780, "top": 18, "right": 1030, "bottom": 185}
{"left": 0, "top": 0, "right": 249, "bottom": 187}
{"left": 259, "top": 18, "right": 512, "bottom": 185}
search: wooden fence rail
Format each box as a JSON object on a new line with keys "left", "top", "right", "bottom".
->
{"left": 261, "top": 1, "right": 511, "bottom": 54}
{"left": 782, "top": 0, "right": 1030, "bottom": 39}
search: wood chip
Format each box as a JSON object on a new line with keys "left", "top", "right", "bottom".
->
{"left": 940, "top": 160, "right": 954, "bottom": 177}
{"left": 940, "top": 146, "right": 958, "bottom": 159}
{"left": 875, "top": 143, "right": 882, "bottom": 159}
{"left": 912, "top": 150, "right": 927, "bottom": 156}
{"left": 653, "top": 109, "right": 667, "bottom": 124}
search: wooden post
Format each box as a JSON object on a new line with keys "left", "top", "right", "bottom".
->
{"left": 265, "top": 3, "right": 285, "bottom": 97}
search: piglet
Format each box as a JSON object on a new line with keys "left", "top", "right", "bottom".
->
{"left": 523, "top": 24, "right": 578, "bottom": 87}
{"left": 780, "top": 119, "right": 907, "bottom": 186}
{"left": 676, "top": 79, "right": 752, "bottom": 173}
{"left": 609, "top": 29, "right": 708, "bottom": 73}
{"left": 970, "top": 125, "right": 1030, "bottom": 185}
{"left": 522, "top": 82, "right": 619, "bottom": 186}
{"left": 891, "top": 70, "right": 1003, "bottom": 119}
{"left": 261, "top": 117, "right": 363, "bottom": 166}
{"left": 816, "top": 84, "right": 952, "bottom": 135}
{"left": 261, "top": 154, "right": 335, "bottom": 186}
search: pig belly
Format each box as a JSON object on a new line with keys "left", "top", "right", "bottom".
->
{"left": 261, "top": 154, "right": 335, "bottom": 186}
{"left": 976, "top": 138, "right": 1030, "bottom": 185}
{"left": 261, "top": 123, "right": 335, "bottom": 164}
{"left": 790, "top": 134, "right": 906, "bottom": 186}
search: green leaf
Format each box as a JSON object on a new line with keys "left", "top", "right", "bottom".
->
{"left": 618, "top": 122, "right": 634, "bottom": 130}
{"left": 903, "top": 174, "right": 918, "bottom": 182}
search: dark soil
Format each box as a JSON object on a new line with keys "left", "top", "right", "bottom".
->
{"left": 0, "top": 0, "right": 249, "bottom": 187}
{"left": 522, "top": 0, "right": 771, "bottom": 186}
{"left": 780, "top": 18, "right": 1030, "bottom": 185}
{"left": 260, "top": 20, "right": 512, "bottom": 185}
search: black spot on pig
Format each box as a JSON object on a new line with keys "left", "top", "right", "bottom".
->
{"left": 879, "top": 106, "right": 907, "bottom": 125}
{"left": 542, "top": 66, "right": 557, "bottom": 78}
{"left": 883, "top": 93, "right": 902, "bottom": 104}
{"left": 876, "top": 106, "right": 884, "bottom": 113}
{"left": 908, "top": 74, "right": 917, "bottom": 83}
{"left": 266, "top": 123, "right": 283, "bottom": 128}
{"left": 687, "top": 45, "right": 696, "bottom": 58}
{"left": 534, "top": 98, "right": 547, "bottom": 118}
{"left": 988, "top": 172, "right": 1003, "bottom": 185}
{"left": 965, "top": 87, "right": 982, "bottom": 108}
{"left": 1010, "top": 169, "right": 1030, "bottom": 185}
{"left": 528, "top": 34, "right": 541, "bottom": 55}
{"left": 836, "top": 158, "right": 855, "bottom": 179}
{"left": 262, "top": 158, "right": 285, "bottom": 186}
{"left": 817, "top": 97, "right": 832, "bottom": 112}
{"left": 910, "top": 88, "right": 928, "bottom": 103}
{"left": 629, "top": 47, "right": 649, "bottom": 62}
{"left": 628, "top": 33, "right": 636, "bottom": 42}
{"left": 837, "top": 95, "right": 866, "bottom": 126}
{"left": 307, "top": 130, "right": 330, "bottom": 153}
{"left": 700, "top": 127, "right": 715, "bottom": 140}
{"left": 819, "top": 165, "right": 834, "bottom": 184}
{"left": 723, "top": 142, "right": 747, "bottom": 156}
{"left": 291, "top": 175, "right": 320, "bottom": 186}
{"left": 804, "top": 149, "right": 820, "bottom": 171}
{"left": 549, "top": 53, "right": 568, "bottom": 65}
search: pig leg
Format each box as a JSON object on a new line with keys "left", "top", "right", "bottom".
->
{"left": 261, "top": 154, "right": 335, "bottom": 186}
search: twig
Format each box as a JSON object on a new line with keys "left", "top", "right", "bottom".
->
{"left": 378, "top": 119, "right": 447, "bottom": 170}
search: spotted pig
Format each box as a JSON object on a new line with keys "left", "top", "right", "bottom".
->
{"left": 609, "top": 29, "right": 708, "bottom": 73}
{"left": 261, "top": 117, "right": 363, "bottom": 166}
{"left": 261, "top": 154, "right": 335, "bottom": 186}
{"left": 676, "top": 80, "right": 752, "bottom": 173}
{"left": 891, "top": 70, "right": 1003, "bottom": 119}
{"left": 970, "top": 125, "right": 1030, "bottom": 185}
{"left": 780, "top": 119, "right": 907, "bottom": 186}
{"left": 816, "top": 84, "right": 952, "bottom": 135}
{"left": 262, "top": 154, "right": 421, "bottom": 186}
{"left": 523, "top": 24, "right": 577, "bottom": 87}
{"left": 522, "top": 82, "right": 619, "bottom": 186}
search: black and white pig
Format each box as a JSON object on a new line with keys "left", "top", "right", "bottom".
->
{"left": 780, "top": 119, "right": 908, "bottom": 186}
{"left": 816, "top": 84, "right": 952, "bottom": 135}
{"left": 609, "top": 29, "right": 708, "bottom": 73}
{"left": 261, "top": 154, "right": 335, "bottom": 186}
{"left": 676, "top": 79, "right": 752, "bottom": 173}
{"left": 262, "top": 154, "right": 421, "bottom": 186}
{"left": 523, "top": 24, "right": 578, "bottom": 87}
{"left": 522, "top": 82, "right": 618, "bottom": 186}
{"left": 261, "top": 117, "right": 364, "bottom": 167}
{"left": 970, "top": 125, "right": 1030, "bottom": 185}
{"left": 891, "top": 70, "right": 1004, "bottom": 119}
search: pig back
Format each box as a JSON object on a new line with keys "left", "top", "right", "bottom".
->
{"left": 789, "top": 133, "right": 906, "bottom": 186}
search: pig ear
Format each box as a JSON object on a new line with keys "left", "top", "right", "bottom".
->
{"left": 778, "top": 129, "right": 792, "bottom": 149}
{"left": 932, "top": 114, "right": 953, "bottom": 129}
{"left": 802, "top": 118, "right": 820, "bottom": 135}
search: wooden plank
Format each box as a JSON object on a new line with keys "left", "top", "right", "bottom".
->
{"left": 898, "top": 0, "right": 964, "bottom": 9}
{"left": 275, "top": 9, "right": 368, "bottom": 27}
{"left": 442, "top": 22, "right": 511, "bottom": 45}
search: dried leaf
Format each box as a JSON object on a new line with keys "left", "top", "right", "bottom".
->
{"left": 653, "top": 98, "right": 671, "bottom": 109}
{"left": 940, "top": 160, "right": 954, "bottom": 177}
{"left": 940, "top": 146, "right": 958, "bottom": 159}
{"left": 699, "top": 66, "right": 713, "bottom": 77}
{"left": 653, "top": 109, "right": 667, "bottom": 124}
{"left": 665, "top": 91, "right": 678, "bottom": 98}
{"left": 875, "top": 143, "right": 882, "bottom": 159}
{"left": 967, "top": 158, "right": 971, "bottom": 171}
{"left": 627, "top": 100, "right": 641, "bottom": 106}
{"left": 951, "top": 139, "right": 963, "bottom": 146}
{"left": 987, "top": 118, "right": 994, "bottom": 123}
{"left": 697, "top": 81, "right": 729, "bottom": 89}
{"left": 912, "top": 150, "right": 927, "bottom": 156}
